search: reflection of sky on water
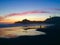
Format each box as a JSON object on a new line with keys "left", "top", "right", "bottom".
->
{"left": 0, "top": 27, "right": 46, "bottom": 38}
{"left": 0, "top": 23, "right": 54, "bottom": 28}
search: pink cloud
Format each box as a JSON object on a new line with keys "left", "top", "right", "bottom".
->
{"left": 4, "top": 10, "right": 50, "bottom": 17}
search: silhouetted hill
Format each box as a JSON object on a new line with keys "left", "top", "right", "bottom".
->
{"left": 45, "top": 16, "right": 60, "bottom": 24}
{"left": 15, "top": 16, "right": 60, "bottom": 24}
{"left": 15, "top": 19, "right": 43, "bottom": 24}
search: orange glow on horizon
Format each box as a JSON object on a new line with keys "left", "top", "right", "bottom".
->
{"left": 0, "top": 17, "right": 47, "bottom": 24}
{"left": 0, "top": 12, "right": 48, "bottom": 24}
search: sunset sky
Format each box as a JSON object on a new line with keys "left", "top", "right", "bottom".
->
{"left": 0, "top": 0, "right": 60, "bottom": 23}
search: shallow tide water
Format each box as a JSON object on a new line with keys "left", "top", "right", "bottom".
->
{"left": 0, "top": 26, "right": 46, "bottom": 38}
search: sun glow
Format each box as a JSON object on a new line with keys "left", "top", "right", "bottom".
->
{"left": 0, "top": 13, "right": 49, "bottom": 24}
{"left": 5, "top": 16, "right": 47, "bottom": 23}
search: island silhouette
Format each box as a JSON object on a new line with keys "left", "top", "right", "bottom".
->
{"left": 15, "top": 19, "right": 44, "bottom": 24}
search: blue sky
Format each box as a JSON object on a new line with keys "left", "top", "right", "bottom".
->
{"left": 0, "top": 0, "right": 60, "bottom": 16}
{"left": 0, "top": 0, "right": 60, "bottom": 23}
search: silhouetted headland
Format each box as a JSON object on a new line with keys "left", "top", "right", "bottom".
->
{"left": 15, "top": 16, "right": 60, "bottom": 24}
{"left": 15, "top": 19, "right": 44, "bottom": 24}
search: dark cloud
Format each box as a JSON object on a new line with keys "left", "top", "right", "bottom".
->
{"left": 50, "top": 8, "right": 60, "bottom": 11}
{"left": 54, "top": 8, "right": 60, "bottom": 11}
